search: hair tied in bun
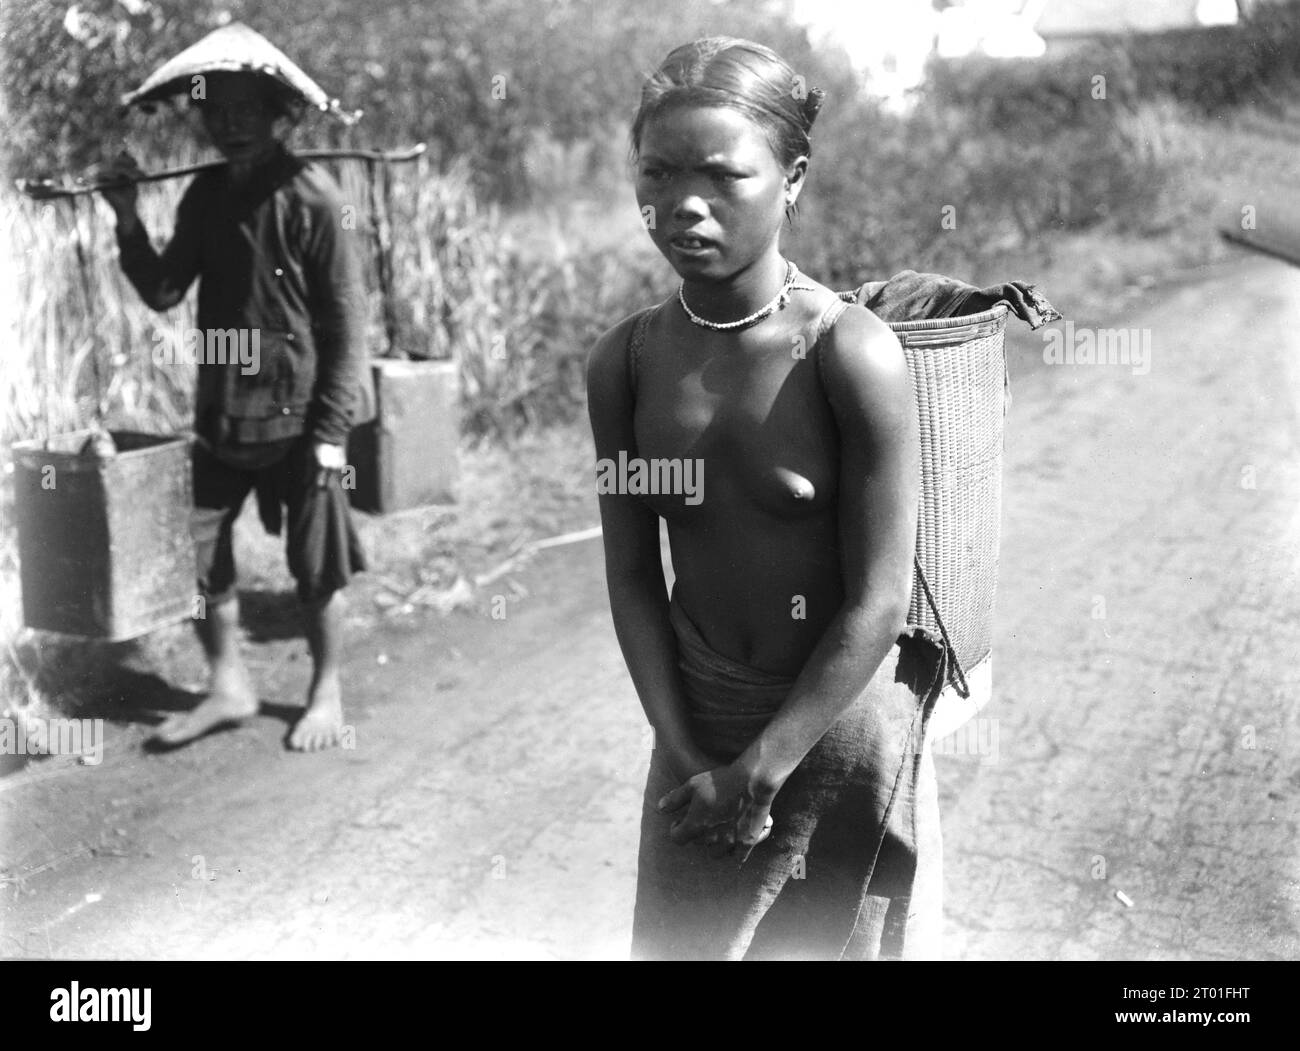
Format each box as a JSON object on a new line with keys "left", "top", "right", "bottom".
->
{"left": 802, "top": 86, "right": 826, "bottom": 130}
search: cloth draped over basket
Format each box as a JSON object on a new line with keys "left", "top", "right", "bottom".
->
{"left": 120, "top": 22, "right": 359, "bottom": 124}
{"left": 851, "top": 269, "right": 1062, "bottom": 330}
{"left": 840, "top": 271, "right": 1061, "bottom": 724}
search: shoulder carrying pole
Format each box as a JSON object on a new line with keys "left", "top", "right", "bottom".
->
{"left": 15, "top": 143, "right": 428, "bottom": 200}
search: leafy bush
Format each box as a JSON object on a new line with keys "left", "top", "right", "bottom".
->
{"left": 1, "top": 0, "right": 859, "bottom": 202}
{"left": 783, "top": 92, "right": 1195, "bottom": 290}
{"left": 924, "top": 3, "right": 1300, "bottom": 122}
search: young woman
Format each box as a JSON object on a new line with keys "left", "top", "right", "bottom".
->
{"left": 586, "top": 37, "right": 948, "bottom": 960}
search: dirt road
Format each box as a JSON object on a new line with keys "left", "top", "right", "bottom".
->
{"left": 2, "top": 252, "right": 1298, "bottom": 960}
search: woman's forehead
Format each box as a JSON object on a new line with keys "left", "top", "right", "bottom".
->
{"left": 639, "top": 104, "right": 777, "bottom": 163}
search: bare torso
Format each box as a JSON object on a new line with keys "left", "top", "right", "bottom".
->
{"left": 633, "top": 289, "right": 849, "bottom": 676}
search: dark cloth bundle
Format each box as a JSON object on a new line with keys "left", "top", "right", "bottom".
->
{"left": 849, "top": 269, "right": 1062, "bottom": 328}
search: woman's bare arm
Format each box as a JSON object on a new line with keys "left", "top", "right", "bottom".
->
{"left": 586, "top": 317, "right": 716, "bottom": 782}
{"left": 737, "top": 305, "right": 918, "bottom": 796}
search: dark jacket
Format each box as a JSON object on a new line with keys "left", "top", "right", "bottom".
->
{"left": 117, "top": 143, "right": 366, "bottom": 447}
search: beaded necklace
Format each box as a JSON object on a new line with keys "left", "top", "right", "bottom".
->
{"left": 677, "top": 261, "right": 816, "bottom": 332}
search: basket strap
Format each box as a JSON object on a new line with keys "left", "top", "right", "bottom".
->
{"left": 625, "top": 305, "right": 656, "bottom": 400}
{"left": 812, "top": 298, "right": 850, "bottom": 390}
{"left": 912, "top": 555, "right": 970, "bottom": 699}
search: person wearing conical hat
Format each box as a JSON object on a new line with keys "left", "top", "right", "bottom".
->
{"left": 97, "top": 24, "right": 366, "bottom": 752}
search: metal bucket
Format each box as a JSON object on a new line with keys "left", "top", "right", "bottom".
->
{"left": 11, "top": 430, "right": 194, "bottom": 641}
{"left": 347, "top": 359, "right": 459, "bottom": 513}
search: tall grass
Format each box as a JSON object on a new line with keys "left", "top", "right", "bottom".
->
{"left": 374, "top": 155, "right": 669, "bottom": 437}
{"left": 1, "top": 185, "right": 196, "bottom": 447}
{"left": 1, "top": 148, "right": 672, "bottom": 462}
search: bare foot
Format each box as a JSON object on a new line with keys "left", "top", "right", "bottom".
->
{"left": 287, "top": 674, "right": 344, "bottom": 752}
{"left": 149, "top": 683, "right": 258, "bottom": 749}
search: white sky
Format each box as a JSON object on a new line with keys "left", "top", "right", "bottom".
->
{"left": 790, "top": 0, "right": 1236, "bottom": 101}
{"left": 791, "top": 0, "right": 943, "bottom": 72}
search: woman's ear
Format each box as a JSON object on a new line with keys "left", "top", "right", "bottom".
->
{"left": 784, "top": 155, "right": 809, "bottom": 219}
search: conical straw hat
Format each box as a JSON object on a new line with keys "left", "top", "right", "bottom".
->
{"left": 121, "top": 22, "right": 359, "bottom": 123}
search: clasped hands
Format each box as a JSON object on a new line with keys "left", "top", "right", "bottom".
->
{"left": 657, "top": 760, "right": 777, "bottom": 861}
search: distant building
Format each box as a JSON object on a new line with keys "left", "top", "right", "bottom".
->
{"left": 1033, "top": 0, "right": 1241, "bottom": 50}
{"left": 795, "top": 0, "right": 1252, "bottom": 110}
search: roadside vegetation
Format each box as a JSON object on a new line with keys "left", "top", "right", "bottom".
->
{"left": 3, "top": 0, "right": 1299, "bottom": 715}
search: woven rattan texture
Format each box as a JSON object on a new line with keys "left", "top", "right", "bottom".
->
{"left": 891, "top": 305, "right": 1008, "bottom": 670}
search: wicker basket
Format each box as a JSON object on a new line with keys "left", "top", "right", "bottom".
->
{"left": 886, "top": 304, "right": 1010, "bottom": 679}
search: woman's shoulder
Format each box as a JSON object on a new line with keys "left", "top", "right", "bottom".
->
{"left": 791, "top": 274, "right": 891, "bottom": 341}
{"left": 586, "top": 301, "right": 668, "bottom": 381}
{"left": 817, "top": 296, "right": 904, "bottom": 378}
{"left": 811, "top": 296, "right": 909, "bottom": 421}
{"left": 603, "top": 301, "right": 668, "bottom": 343}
